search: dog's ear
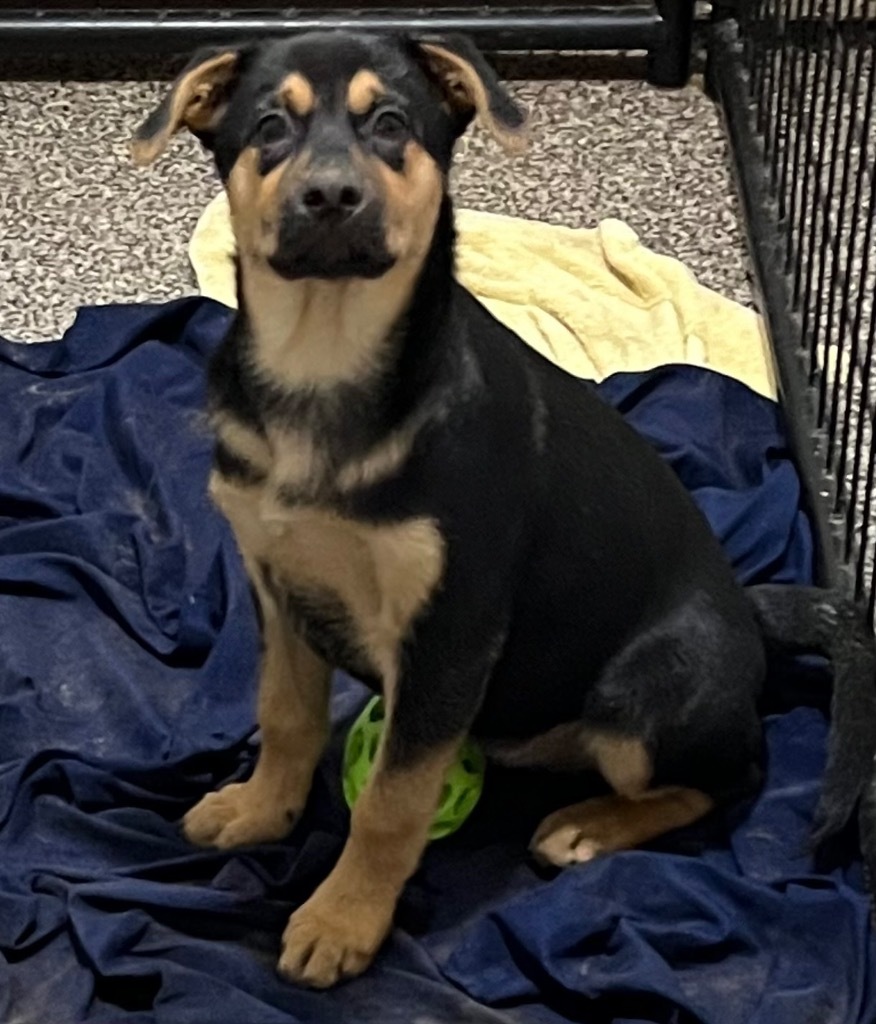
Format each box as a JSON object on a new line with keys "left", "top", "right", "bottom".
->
{"left": 415, "top": 35, "right": 528, "bottom": 153}
{"left": 131, "top": 47, "right": 242, "bottom": 166}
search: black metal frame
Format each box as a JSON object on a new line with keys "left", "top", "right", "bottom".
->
{"left": 707, "top": 20, "right": 838, "bottom": 591}
{"left": 0, "top": 4, "right": 694, "bottom": 86}
{"left": 708, "top": 0, "right": 876, "bottom": 892}
{"left": 707, "top": 4, "right": 876, "bottom": 626}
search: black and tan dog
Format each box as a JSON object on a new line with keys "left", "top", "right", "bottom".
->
{"left": 133, "top": 31, "right": 876, "bottom": 988}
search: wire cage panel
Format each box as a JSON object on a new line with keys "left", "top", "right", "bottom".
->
{"left": 713, "top": 0, "right": 876, "bottom": 623}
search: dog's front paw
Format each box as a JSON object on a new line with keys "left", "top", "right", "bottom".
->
{"left": 277, "top": 892, "right": 392, "bottom": 988}
{"left": 183, "top": 781, "right": 299, "bottom": 849}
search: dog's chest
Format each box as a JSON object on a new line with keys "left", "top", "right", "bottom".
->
{"left": 209, "top": 423, "right": 444, "bottom": 682}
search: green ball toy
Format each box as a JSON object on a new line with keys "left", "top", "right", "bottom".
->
{"left": 343, "top": 696, "right": 486, "bottom": 840}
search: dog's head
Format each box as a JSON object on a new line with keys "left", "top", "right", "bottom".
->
{"left": 132, "top": 32, "right": 527, "bottom": 281}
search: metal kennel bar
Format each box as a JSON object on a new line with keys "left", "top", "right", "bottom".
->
{"left": 708, "top": 0, "right": 876, "bottom": 626}
{"left": 0, "top": 3, "right": 694, "bottom": 86}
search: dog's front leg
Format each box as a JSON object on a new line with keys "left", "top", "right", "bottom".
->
{"left": 278, "top": 734, "right": 457, "bottom": 987}
{"left": 184, "top": 559, "right": 331, "bottom": 848}
{"left": 277, "top": 648, "right": 492, "bottom": 988}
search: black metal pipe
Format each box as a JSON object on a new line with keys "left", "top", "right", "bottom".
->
{"left": 648, "top": 0, "right": 695, "bottom": 86}
{"left": 0, "top": 8, "right": 664, "bottom": 58}
{"left": 707, "top": 19, "right": 840, "bottom": 592}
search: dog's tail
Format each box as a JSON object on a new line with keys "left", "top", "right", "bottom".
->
{"left": 746, "top": 584, "right": 876, "bottom": 853}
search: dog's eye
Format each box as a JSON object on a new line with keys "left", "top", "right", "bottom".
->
{"left": 253, "top": 112, "right": 301, "bottom": 174}
{"left": 253, "top": 113, "right": 292, "bottom": 147}
{"left": 372, "top": 110, "right": 409, "bottom": 141}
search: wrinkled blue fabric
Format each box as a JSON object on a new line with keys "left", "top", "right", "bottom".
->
{"left": 0, "top": 298, "right": 871, "bottom": 1024}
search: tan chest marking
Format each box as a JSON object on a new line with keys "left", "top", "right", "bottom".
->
{"left": 270, "top": 428, "right": 418, "bottom": 498}
{"left": 210, "top": 472, "right": 444, "bottom": 683}
{"left": 269, "top": 426, "right": 325, "bottom": 495}
{"left": 333, "top": 427, "right": 418, "bottom": 493}
{"left": 212, "top": 411, "right": 273, "bottom": 475}
{"left": 214, "top": 406, "right": 421, "bottom": 498}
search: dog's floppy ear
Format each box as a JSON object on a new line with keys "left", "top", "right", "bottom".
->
{"left": 131, "top": 47, "right": 242, "bottom": 166}
{"left": 415, "top": 35, "right": 528, "bottom": 153}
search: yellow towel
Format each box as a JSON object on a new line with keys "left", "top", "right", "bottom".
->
{"left": 189, "top": 193, "right": 777, "bottom": 400}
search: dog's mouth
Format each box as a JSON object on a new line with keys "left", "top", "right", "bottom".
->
{"left": 268, "top": 206, "right": 397, "bottom": 281}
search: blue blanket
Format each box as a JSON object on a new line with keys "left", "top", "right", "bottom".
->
{"left": 0, "top": 299, "right": 872, "bottom": 1024}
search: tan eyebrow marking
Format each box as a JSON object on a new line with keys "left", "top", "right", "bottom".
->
{"left": 347, "top": 69, "right": 386, "bottom": 115}
{"left": 280, "top": 72, "right": 316, "bottom": 116}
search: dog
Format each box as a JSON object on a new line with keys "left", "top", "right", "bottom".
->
{"left": 132, "top": 31, "right": 876, "bottom": 988}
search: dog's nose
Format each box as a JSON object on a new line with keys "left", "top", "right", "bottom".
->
{"left": 299, "top": 171, "right": 364, "bottom": 220}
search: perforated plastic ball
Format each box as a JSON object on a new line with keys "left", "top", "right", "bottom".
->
{"left": 342, "top": 696, "right": 486, "bottom": 840}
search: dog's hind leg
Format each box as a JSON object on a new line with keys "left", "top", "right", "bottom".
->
{"left": 529, "top": 727, "right": 714, "bottom": 867}
{"left": 530, "top": 597, "right": 764, "bottom": 868}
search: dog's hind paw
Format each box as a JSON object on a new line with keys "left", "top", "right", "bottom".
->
{"left": 530, "top": 815, "right": 605, "bottom": 868}
{"left": 182, "top": 781, "right": 300, "bottom": 849}
{"left": 529, "top": 788, "right": 714, "bottom": 868}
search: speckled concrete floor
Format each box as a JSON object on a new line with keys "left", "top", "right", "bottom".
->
{"left": 0, "top": 70, "right": 750, "bottom": 343}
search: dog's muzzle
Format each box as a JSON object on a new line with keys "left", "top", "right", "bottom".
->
{"left": 269, "top": 166, "right": 396, "bottom": 280}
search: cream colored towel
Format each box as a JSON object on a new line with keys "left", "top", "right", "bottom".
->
{"left": 189, "top": 193, "right": 777, "bottom": 400}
